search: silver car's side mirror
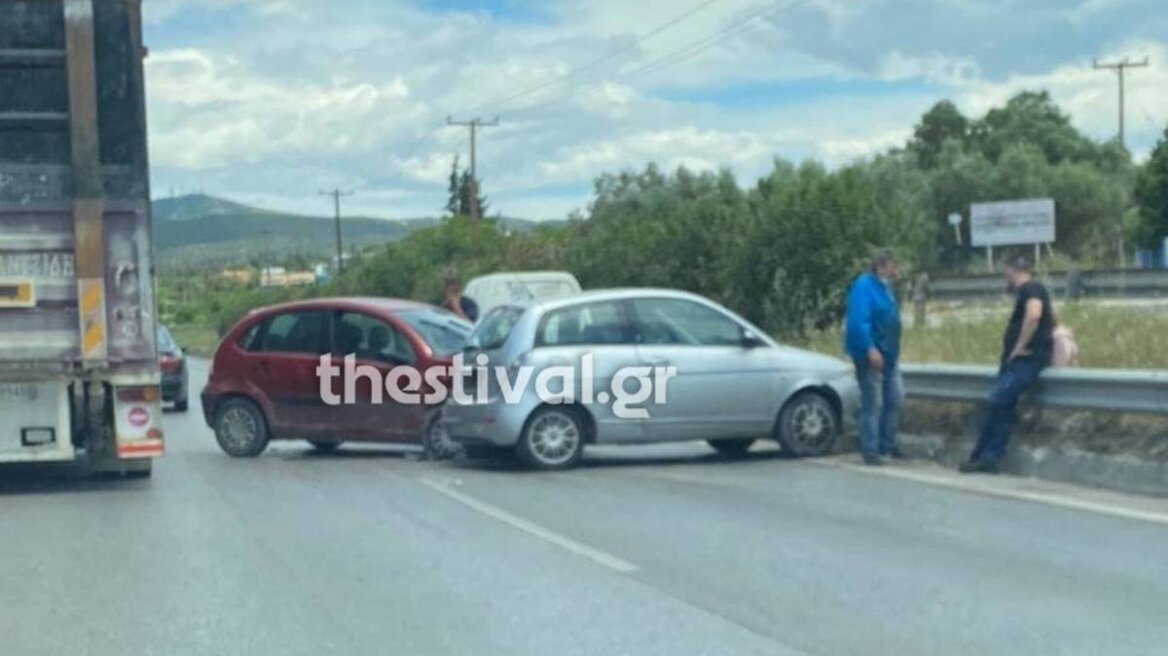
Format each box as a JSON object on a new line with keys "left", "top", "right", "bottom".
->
{"left": 741, "top": 329, "right": 765, "bottom": 349}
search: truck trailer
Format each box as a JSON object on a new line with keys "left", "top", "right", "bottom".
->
{"left": 0, "top": 0, "right": 162, "bottom": 476}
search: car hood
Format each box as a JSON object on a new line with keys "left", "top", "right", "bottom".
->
{"left": 774, "top": 346, "right": 852, "bottom": 376}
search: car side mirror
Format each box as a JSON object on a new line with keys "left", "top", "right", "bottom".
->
{"left": 741, "top": 328, "right": 766, "bottom": 349}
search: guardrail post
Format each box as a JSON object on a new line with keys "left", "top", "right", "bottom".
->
{"left": 1067, "top": 270, "right": 1083, "bottom": 300}
{"left": 912, "top": 273, "right": 929, "bottom": 328}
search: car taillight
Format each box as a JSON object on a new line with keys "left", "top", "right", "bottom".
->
{"left": 117, "top": 385, "right": 160, "bottom": 402}
{"left": 160, "top": 355, "right": 182, "bottom": 373}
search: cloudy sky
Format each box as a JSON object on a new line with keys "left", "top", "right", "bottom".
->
{"left": 143, "top": 0, "right": 1168, "bottom": 220}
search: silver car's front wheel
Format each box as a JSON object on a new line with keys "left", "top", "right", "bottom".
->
{"left": 517, "top": 407, "right": 585, "bottom": 470}
{"left": 775, "top": 392, "right": 838, "bottom": 457}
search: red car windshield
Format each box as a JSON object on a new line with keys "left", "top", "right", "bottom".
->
{"left": 396, "top": 309, "right": 472, "bottom": 358}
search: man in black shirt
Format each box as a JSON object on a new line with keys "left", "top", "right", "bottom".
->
{"left": 960, "top": 255, "right": 1055, "bottom": 474}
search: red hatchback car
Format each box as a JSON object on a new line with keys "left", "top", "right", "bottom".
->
{"left": 201, "top": 298, "right": 472, "bottom": 458}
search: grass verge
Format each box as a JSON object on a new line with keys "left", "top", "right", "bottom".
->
{"left": 168, "top": 324, "right": 220, "bottom": 358}
{"left": 795, "top": 301, "right": 1168, "bottom": 369}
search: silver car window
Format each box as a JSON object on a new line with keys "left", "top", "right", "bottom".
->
{"left": 538, "top": 301, "right": 631, "bottom": 346}
{"left": 631, "top": 298, "right": 742, "bottom": 347}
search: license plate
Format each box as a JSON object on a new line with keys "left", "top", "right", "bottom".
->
{"left": 0, "top": 384, "right": 38, "bottom": 403}
{"left": 0, "top": 253, "right": 74, "bottom": 278}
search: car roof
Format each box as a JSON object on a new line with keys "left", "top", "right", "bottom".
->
{"left": 503, "top": 287, "right": 711, "bottom": 313}
{"left": 466, "top": 271, "right": 580, "bottom": 285}
{"left": 248, "top": 296, "right": 435, "bottom": 318}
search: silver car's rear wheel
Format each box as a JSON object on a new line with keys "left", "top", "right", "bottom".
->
{"left": 775, "top": 392, "right": 838, "bottom": 457}
{"left": 517, "top": 407, "right": 585, "bottom": 470}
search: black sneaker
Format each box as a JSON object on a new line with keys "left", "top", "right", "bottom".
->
{"left": 862, "top": 455, "right": 883, "bottom": 466}
{"left": 886, "top": 448, "right": 909, "bottom": 460}
{"left": 959, "top": 459, "right": 999, "bottom": 474}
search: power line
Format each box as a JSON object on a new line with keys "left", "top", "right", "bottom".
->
{"left": 500, "top": 0, "right": 804, "bottom": 120}
{"left": 469, "top": 0, "right": 719, "bottom": 117}
{"left": 622, "top": 0, "right": 802, "bottom": 83}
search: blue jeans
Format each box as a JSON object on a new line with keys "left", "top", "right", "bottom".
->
{"left": 853, "top": 358, "right": 900, "bottom": 458}
{"left": 971, "top": 359, "right": 1043, "bottom": 465}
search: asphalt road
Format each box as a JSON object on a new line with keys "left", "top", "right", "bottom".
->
{"left": 1, "top": 359, "right": 1166, "bottom": 656}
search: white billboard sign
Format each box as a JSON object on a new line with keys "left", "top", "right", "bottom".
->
{"left": 970, "top": 198, "right": 1055, "bottom": 247}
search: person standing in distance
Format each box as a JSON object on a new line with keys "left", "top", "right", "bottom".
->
{"left": 845, "top": 249, "right": 904, "bottom": 466}
{"left": 960, "top": 255, "right": 1055, "bottom": 474}
{"left": 440, "top": 268, "right": 480, "bottom": 323}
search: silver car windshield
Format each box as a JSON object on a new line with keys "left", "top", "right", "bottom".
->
{"left": 468, "top": 306, "right": 525, "bottom": 351}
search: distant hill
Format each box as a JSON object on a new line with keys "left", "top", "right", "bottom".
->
{"left": 151, "top": 194, "right": 561, "bottom": 270}
{"left": 153, "top": 194, "right": 259, "bottom": 222}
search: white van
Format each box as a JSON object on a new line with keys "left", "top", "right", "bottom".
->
{"left": 464, "top": 271, "right": 582, "bottom": 318}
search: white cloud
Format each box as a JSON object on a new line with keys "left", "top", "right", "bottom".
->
{"left": 146, "top": 48, "right": 420, "bottom": 170}
{"left": 142, "top": 0, "right": 1168, "bottom": 220}
{"left": 953, "top": 39, "right": 1168, "bottom": 150}
{"left": 879, "top": 51, "right": 981, "bottom": 86}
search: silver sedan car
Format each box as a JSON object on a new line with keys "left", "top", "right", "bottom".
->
{"left": 441, "top": 288, "right": 859, "bottom": 470}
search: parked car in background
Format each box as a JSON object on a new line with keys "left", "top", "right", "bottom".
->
{"left": 202, "top": 298, "right": 472, "bottom": 458}
{"left": 443, "top": 289, "right": 859, "bottom": 470}
{"left": 464, "top": 271, "right": 581, "bottom": 319}
{"left": 158, "top": 325, "right": 189, "bottom": 412}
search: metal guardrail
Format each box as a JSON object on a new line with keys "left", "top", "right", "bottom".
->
{"left": 929, "top": 269, "right": 1168, "bottom": 302}
{"left": 900, "top": 364, "right": 1168, "bottom": 415}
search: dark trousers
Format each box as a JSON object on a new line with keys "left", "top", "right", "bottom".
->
{"left": 853, "top": 358, "right": 900, "bottom": 458}
{"left": 971, "top": 358, "right": 1043, "bottom": 465}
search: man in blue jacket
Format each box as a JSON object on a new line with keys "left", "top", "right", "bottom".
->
{"left": 845, "top": 249, "right": 904, "bottom": 466}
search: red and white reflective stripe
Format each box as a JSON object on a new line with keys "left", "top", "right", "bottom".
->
{"left": 118, "top": 439, "right": 164, "bottom": 457}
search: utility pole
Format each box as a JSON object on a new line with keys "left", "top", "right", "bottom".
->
{"left": 446, "top": 116, "right": 499, "bottom": 231}
{"left": 319, "top": 189, "right": 354, "bottom": 274}
{"left": 1093, "top": 57, "right": 1149, "bottom": 150}
{"left": 1093, "top": 56, "right": 1148, "bottom": 268}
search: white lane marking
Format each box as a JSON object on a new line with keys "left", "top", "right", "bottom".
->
{"left": 421, "top": 478, "right": 638, "bottom": 573}
{"left": 809, "top": 458, "right": 1168, "bottom": 527}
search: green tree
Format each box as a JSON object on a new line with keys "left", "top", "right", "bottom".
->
{"left": 909, "top": 100, "right": 969, "bottom": 169}
{"left": 459, "top": 170, "right": 490, "bottom": 217}
{"left": 568, "top": 164, "right": 750, "bottom": 304}
{"left": 1135, "top": 125, "right": 1168, "bottom": 248}
{"left": 445, "top": 156, "right": 461, "bottom": 216}
{"left": 737, "top": 155, "right": 933, "bottom": 336}
{"left": 969, "top": 90, "right": 1101, "bottom": 165}
{"left": 444, "top": 156, "right": 489, "bottom": 217}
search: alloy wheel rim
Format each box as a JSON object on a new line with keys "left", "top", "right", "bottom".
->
{"left": 529, "top": 412, "right": 580, "bottom": 465}
{"left": 791, "top": 402, "right": 834, "bottom": 450}
{"left": 221, "top": 407, "right": 258, "bottom": 451}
